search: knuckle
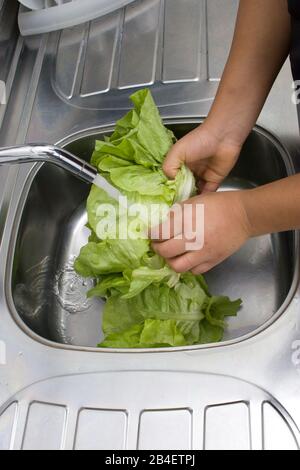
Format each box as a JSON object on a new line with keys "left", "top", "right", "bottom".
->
{"left": 151, "top": 242, "right": 160, "bottom": 253}
{"left": 155, "top": 243, "right": 169, "bottom": 259}
{"left": 169, "top": 252, "right": 195, "bottom": 273}
{"left": 191, "top": 266, "right": 202, "bottom": 275}
{"left": 196, "top": 263, "right": 212, "bottom": 274}
{"left": 168, "top": 259, "right": 186, "bottom": 274}
{"left": 162, "top": 160, "right": 171, "bottom": 174}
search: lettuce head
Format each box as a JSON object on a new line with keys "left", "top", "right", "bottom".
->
{"left": 74, "top": 89, "right": 242, "bottom": 348}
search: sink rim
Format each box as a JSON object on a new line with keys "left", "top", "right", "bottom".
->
{"left": 4, "top": 118, "right": 300, "bottom": 354}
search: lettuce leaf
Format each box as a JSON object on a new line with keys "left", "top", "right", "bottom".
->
{"left": 97, "top": 278, "right": 241, "bottom": 348}
{"left": 100, "top": 320, "right": 187, "bottom": 348}
{"left": 75, "top": 89, "right": 242, "bottom": 348}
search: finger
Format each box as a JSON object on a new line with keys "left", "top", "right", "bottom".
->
{"left": 201, "top": 181, "right": 220, "bottom": 193}
{"left": 196, "top": 178, "right": 205, "bottom": 194}
{"left": 167, "top": 251, "right": 200, "bottom": 273}
{"left": 150, "top": 205, "right": 183, "bottom": 241}
{"left": 191, "top": 263, "right": 213, "bottom": 275}
{"left": 163, "top": 141, "right": 186, "bottom": 179}
{"left": 152, "top": 238, "right": 187, "bottom": 259}
{"left": 197, "top": 178, "right": 219, "bottom": 194}
{"left": 200, "top": 167, "right": 226, "bottom": 193}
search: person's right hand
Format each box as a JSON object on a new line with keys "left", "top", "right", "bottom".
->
{"left": 163, "top": 122, "right": 243, "bottom": 193}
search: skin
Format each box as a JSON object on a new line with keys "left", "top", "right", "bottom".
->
{"left": 152, "top": 0, "right": 300, "bottom": 274}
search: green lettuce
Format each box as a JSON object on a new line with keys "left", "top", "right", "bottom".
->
{"left": 75, "top": 89, "right": 242, "bottom": 348}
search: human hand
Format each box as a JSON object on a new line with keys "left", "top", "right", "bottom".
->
{"left": 164, "top": 122, "right": 243, "bottom": 193}
{"left": 152, "top": 191, "right": 251, "bottom": 274}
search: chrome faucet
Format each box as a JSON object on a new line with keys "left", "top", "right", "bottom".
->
{"left": 0, "top": 144, "right": 98, "bottom": 184}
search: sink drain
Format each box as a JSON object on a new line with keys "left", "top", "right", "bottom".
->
{"left": 53, "top": 256, "right": 95, "bottom": 314}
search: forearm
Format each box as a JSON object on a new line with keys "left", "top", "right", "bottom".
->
{"left": 205, "top": 0, "right": 291, "bottom": 146}
{"left": 242, "top": 174, "right": 300, "bottom": 237}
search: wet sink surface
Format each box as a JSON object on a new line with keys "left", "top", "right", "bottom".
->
{"left": 11, "top": 121, "right": 296, "bottom": 348}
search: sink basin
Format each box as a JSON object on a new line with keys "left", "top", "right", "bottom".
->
{"left": 9, "top": 120, "right": 297, "bottom": 349}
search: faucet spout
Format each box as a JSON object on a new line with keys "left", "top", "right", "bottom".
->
{"left": 0, "top": 144, "right": 97, "bottom": 184}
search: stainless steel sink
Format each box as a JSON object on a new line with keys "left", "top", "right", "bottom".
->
{"left": 10, "top": 120, "right": 297, "bottom": 348}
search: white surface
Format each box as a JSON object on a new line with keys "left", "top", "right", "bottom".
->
{"left": 0, "top": 403, "right": 17, "bottom": 450}
{"left": 205, "top": 402, "right": 251, "bottom": 450}
{"left": 263, "top": 403, "right": 298, "bottom": 451}
{"left": 75, "top": 409, "right": 127, "bottom": 450}
{"left": 138, "top": 409, "right": 192, "bottom": 450}
{"left": 22, "top": 402, "right": 67, "bottom": 450}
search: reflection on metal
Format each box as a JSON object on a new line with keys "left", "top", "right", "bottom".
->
{"left": 52, "top": 0, "right": 211, "bottom": 111}
{"left": 14, "top": 257, "right": 52, "bottom": 322}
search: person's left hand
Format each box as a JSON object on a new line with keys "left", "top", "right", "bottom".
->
{"left": 151, "top": 191, "right": 251, "bottom": 274}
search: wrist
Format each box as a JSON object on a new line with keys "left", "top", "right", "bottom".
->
{"left": 229, "top": 190, "right": 253, "bottom": 240}
{"left": 240, "top": 188, "right": 268, "bottom": 238}
{"left": 201, "top": 115, "right": 247, "bottom": 150}
{"left": 241, "top": 176, "right": 300, "bottom": 237}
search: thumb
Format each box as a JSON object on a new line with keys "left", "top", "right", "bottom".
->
{"left": 200, "top": 166, "right": 228, "bottom": 194}
{"left": 163, "top": 140, "right": 185, "bottom": 179}
{"left": 197, "top": 178, "right": 220, "bottom": 194}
